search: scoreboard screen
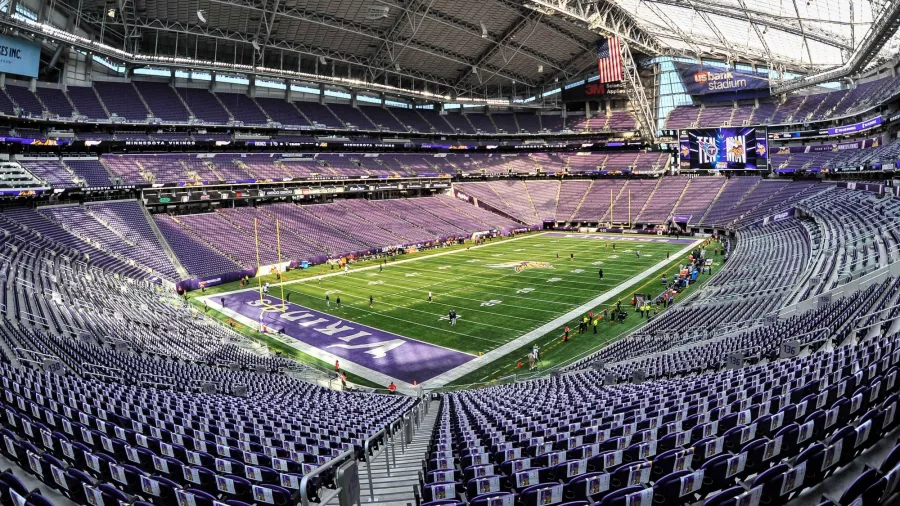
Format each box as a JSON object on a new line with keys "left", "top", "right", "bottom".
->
{"left": 679, "top": 127, "right": 768, "bottom": 171}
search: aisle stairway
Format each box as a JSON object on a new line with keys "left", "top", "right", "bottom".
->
{"left": 349, "top": 399, "right": 440, "bottom": 506}
{"left": 567, "top": 180, "right": 594, "bottom": 221}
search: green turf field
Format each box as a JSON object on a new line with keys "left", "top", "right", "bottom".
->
{"left": 194, "top": 232, "right": 718, "bottom": 388}
{"left": 275, "top": 234, "right": 687, "bottom": 354}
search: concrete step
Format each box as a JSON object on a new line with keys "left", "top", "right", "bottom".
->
{"left": 368, "top": 454, "right": 427, "bottom": 464}
{"left": 374, "top": 456, "right": 427, "bottom": 465}
{"left": 331, "top": 495, "right": 415, "bottom": 506}
{"left": 383, "top": 445, "right": 429, "bottom": 453}
{"left": 369, "top": 459, "right": 425, "bottom": 469}
{"left": 367, "top": 476, "right": 420, "bottom": 486}
{"left": 367, "top": 463, "right": 424, "bottom": 473}
{"left": 364, "top": 471, "right": 421, "bottom": 481}
{"left": 360, "top": 498, "right": 415, "bottom": 506}
{"left": 361, "top": 484, "right": 419, "bottom": 495}
{"left": 356, "top": 401, "right": 440, "bottom": 505}
{"left": 363, "top": 458, "right": 425, "bottom": 468}
{"left": 369, "top": 444, "right": 427, "bottom": 454}
{"left": 362, "top": 464, "right": 423, "bottom": 475}
{"left": 385, "top": 451, "right": 429, "bottom": 459}
{"left": 365, "top": 472, "right": 421, "bottom": 482}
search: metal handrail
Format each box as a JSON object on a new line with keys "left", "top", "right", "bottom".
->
{"left": 789, "top": 327, "right": 831, "bottom": 344}
{"left": 804, "top": 337, "right": 830, "bottom": 351}
{"left": 54, "top": 319, "right": 86, "bottom": 336}
{"left": 423, "top": 373, "right": 518, "bottom": 394}
{"left": 15, "top": 347, "right": 59, "bottom": 365}
{"left": 83, "top": 363, "right": 124, "bottom": 381}
{"left": 140, "top": 372, "right": 175, "bottom": 387}
{"left": 19, "top": 311, "right": 49, "bottom": 326}
{"left": 189, "top": 378, "right": 218, "bottom": 393}
{"left": 299, "top": 448, "right": 354, "bottom": 506}
{"left": 361, "top": 398, "right": 422, "bottom": 500}
{"left": 363, "top": 427, "right": 388, "bottom": 500}
{"left": 856, "top": 314, "right": 894, "bottom": 332}
{"left": 854, "top": 300, "right": 900, "bottom": 323}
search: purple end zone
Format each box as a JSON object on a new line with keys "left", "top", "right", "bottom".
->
{"left": 220, "top": 290, "right": 473, "bottom": 384}
{"left": 542, "top": 232, "right": 698, "bottom": 244}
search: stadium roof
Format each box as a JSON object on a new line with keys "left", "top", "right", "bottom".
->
{"left": 49, "top": 0, "right": 604, "bottom": 98}
{"left": 22, "top": 0, "right": 900, "bottom": 99}
{"left": 614, "top": 0, "right": 895, "bottom": 71}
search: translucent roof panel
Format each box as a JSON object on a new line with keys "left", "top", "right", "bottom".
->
{"left": 612, "top": 0, "right": 893, "bottom": 70}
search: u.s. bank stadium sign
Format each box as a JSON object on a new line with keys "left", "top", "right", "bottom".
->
{"left": 693, "top": 70, "right": 748, "bottom": 91}
{"left": 676, "top": 63, "right": 770, "bottom": 97}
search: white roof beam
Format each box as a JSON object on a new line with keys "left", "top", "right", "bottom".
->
{"left": 205, "top": 0, "right": 539, "bottom": 87}
{"left": 523, "top": 0, "right": 665, "bottom": 55}
{"left": 772, "top": 0, "right": 900, "bottom": 93}
{"left": 641, "top": 0, "right": 852, "bottom": 50}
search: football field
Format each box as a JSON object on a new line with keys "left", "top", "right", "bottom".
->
{"left": 200, "top": 232, "right": 705, "bottom": 388}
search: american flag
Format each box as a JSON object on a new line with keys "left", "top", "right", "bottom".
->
{"left": 596, "top": 37, "right": 623, "bottom": 83}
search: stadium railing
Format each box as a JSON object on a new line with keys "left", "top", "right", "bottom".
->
{"left": 13, "top": 347, "right": 62, "bottom": 371}
{"left": 297, "top": 394, "right": 426, "bottom": 506}
{"left": 17, "top": 309, "right": 49, "bottom": 328}
{"left": 853, "top": 300, "right": 900, "bottom": 332}
{"left": 419, "top": 310, "right": 781, "bottom": 393}
{"left": 300, "top": 448, "right": 355, "bottom": 506}
{"left": 780, "top": 260, "right": 900, "bottom": 319}
{"left": 82, "top": 362, "right": 125, "bottom": 382}
{"left": 364, "top": 398, "right": 426, "bottom": 500}
{"left": 423, "top": 373, "right": 519, "bottom": 394}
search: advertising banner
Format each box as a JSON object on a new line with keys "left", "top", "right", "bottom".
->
{"left": 561, "top": 80, "right": 627, "bottom": 102}
{"left": 770, "top": 118, "right": 883, "bottom": 139}
{"left": 824, "top": 116, "right": 882, "bottom": 135}
{"left": 770, "top": 138, "right": 879, "bottom": 156}
{"left": 0, "top": 34, "right": 40, "bottom": 78}
{"left": 763, "top": 208, "right": 795, "bottom": 225}
{"left": 0, "top": 137, "right": 70, "bottom": 146}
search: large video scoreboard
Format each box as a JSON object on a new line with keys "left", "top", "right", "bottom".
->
{"left": 679, "top": 127, "right": 768, "bottom": 171}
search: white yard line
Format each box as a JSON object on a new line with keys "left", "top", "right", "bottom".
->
{"left": 418, "top": 238, "right": 705, "bottom": 389}
{"left": 382, "top": 255, "right": 672, "bottom": 290}
{"left": 201, "top": 232, "right": 702, "bottom": 392}
{"left": 221, "top": 232, "right": 544, "bottom": 296}
{"left": 297, "top": 293, "right": 525, "bottom": 339}
{"left": 298, "top": 275, "right": 561, "bottom": 319}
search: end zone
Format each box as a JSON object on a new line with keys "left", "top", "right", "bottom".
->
{"left": 201, "top": 290, "right": 474, "bottom": 387}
